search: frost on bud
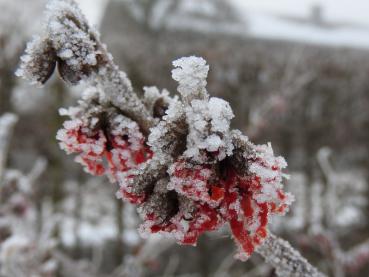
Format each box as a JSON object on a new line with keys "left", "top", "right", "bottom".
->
{"left": 16, "top": 36, "right": 56, "bottom": 85}
{"left": 184, "top": 97, "right": 234, "bottom": 163}
{"left": 17, "top": 0, "right": 104, "bottom": 86}
{"left": 172, "top": 56, "right": 209, "bottom": 103}
{"left": 45, "top": 0, "right": 102, "bottom": 84}
{"left": 143, "top": 86, "right": 172, "bottom": 119}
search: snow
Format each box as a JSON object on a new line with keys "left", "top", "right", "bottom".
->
{"left": 58, "top": 49, "right": 73, "bottom": 59}
{"left": 160, "top": 0, "right": 369, "bottom": 50}
{"left": 184, "top": 97, "right": 234, "bottom": 162}
{"left": 228, "top": 0, "right": 369, "bottom": 50}
{"left": 244, "top": 11, "right": 369, "bottom": 49}
{"left": 207, "top": 98, "right": 234, "bottom": 133}
{"left": 172, "top": 56, "right": 209, "bottom": 103}
{"left": 232, "top": 0, "right": 369, "bottom": 26}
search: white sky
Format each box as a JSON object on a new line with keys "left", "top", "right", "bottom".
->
{"left": 231, "top": 0, "right": 369, "bottom": 26}
{"left": 75, "top": 0, "right": 109, "bottom": 26}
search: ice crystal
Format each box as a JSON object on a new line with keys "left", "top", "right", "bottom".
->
{"left": 172, "top": 56, "right": 209, "bottom": 103}
{"left": 184, "top": 97, "right": 234, "bottom": 163}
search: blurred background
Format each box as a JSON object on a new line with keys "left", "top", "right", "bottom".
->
{"left": 0, "top": 0, "right": 369, "bottom": 276}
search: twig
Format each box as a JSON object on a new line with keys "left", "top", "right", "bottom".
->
{"left": 0, "top": 113, "right": 18, "bottom": 182}
{"left": 257, "top": 233, "right": 325, "bottom": 277}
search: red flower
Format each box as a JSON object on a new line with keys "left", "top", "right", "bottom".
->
{"left": 57, "top": 118, "right": 292, "bottom": 261}
{"left": 57, "top": 117, "right": 152, "bottom": 181}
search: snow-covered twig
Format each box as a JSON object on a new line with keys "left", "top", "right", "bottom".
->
{"left": 0, "top": 113, "right": 18, "bottom": 182}
{"left": 16, "top": 0, "right": 155, "bottom": 134}
{"left": 0, "top": 115, "right": 57, "bottom": 276}
{"left": 257, "top": 233, "right": 325, "bottom": 277}
{"left": 27, "top": 158, "right": 47, "bottom": 186}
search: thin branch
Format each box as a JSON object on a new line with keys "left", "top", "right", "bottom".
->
{"left": 0, "top": 113, "right": 18, "bottom": 182}
{"left": 257, "top": 233, "right": 325, "bottom": 277}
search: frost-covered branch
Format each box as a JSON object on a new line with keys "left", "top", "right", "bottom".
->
{"left": 16, "top": 0, "right": 155, "bottom": 134}
{"left": 0, "top": 113, "right": 18, "bottom": 181}
{"left": 257, "top": 233, "right": 325, "bottom": 277}
{"left": 17, "top": 1, "right": 324, "bottom": 276}
{"left": 0, "top": 115, "right": 57, "bottom": 277}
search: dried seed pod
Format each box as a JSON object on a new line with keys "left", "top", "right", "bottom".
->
{"left": 57, "top": 60, "right": 81, "bottom": 85}
{"left": 16, "top": 37, "right": 56, "bottom": 85}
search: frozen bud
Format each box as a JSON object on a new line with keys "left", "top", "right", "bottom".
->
{"left": 16, "top": 36, "right": 56, "bottom": 85}
{"left": 143, "top": 86, "right": 172, "bottom": 119}
{"left": 172, "top": 56, "right": 209, "bottom": 103}
{"left": 57, "top": 60, "right": 83, "bottom": 85}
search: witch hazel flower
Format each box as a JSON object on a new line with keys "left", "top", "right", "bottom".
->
{"left": 17, "top": 2, "right": 324, "bottom": 275}
{"left": 168, "top": 160, "right": 225, "bottom": 207}
{"left": 160, "top": 150, "right": 292, "bottom": 260}
{"left": 56, "top": 99, "right": 152, "bottom": 180}
{"left": 137, "top": 177, "right": 224, "bottom": 246}
{"left": 57, "top": 118, "right": 107, "bottom": 175}
{"left": 130, "top": 56, "right": 294, "bottom": 261}
{"left": 54, "top": 57, "right": 293, "bottom": 261}
{"left": 222, "top": 148, "right": 294, "bottom": 261}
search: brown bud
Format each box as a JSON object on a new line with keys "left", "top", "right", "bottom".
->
{"left": 27, "top": 39, "right": 57, "bottom": 84}
{"left": 57, "top": 60, "right": 82, "bottom": 85}
{"left": 153, "top": 97, "right": 169, "bottom": 118}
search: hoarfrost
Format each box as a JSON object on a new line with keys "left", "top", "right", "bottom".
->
{"left": 172, "top": 56, "right": 209, "bottom": 103}
{"left": 14, "top": 1, "right": 325, "bottom": 275}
